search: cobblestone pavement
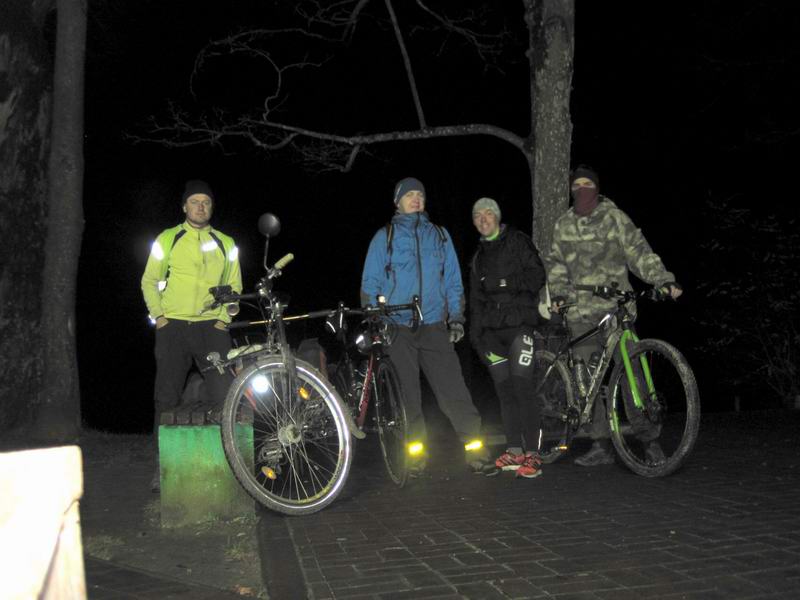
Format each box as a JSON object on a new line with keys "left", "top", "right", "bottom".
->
{"left": 260, "top": 410, "right": 800, "bottom": 599}
{"left": 77, "top": 409, "right": 800, "bottom": 599}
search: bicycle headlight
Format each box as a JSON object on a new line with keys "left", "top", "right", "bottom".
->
{"left": 355, "top": 331, "right": 374, "bottom": 354}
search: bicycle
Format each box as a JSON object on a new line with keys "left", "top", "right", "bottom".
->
{"left": 535, "top": 283, "right": 700, "bottom": 477}
{"left": 205, "top": 214, "right": 366, "bottom": 516}
{"left": 324, "top": 297, "right": 422, "bottom": 488}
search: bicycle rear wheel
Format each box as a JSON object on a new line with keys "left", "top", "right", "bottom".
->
{"left": 373, "top": 358, "right": 409, "bottom": 487}
{"left": 533, "top": 350, "right": 579, "bottom": 464}
{"left": 607, "top": 339, "right": 700, "bottom": 477}
{"left": 221, "top": 356, "right": 353, "bottom": 516}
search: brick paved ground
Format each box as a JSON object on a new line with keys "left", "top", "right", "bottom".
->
{"left": 261, "top": 409, "right": 800, "bottom": 599}
{"left": 76, "top": 409, "right": 800, "bottom": 599}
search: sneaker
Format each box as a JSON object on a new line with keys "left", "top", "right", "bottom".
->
{"left": 495, "top": 452, "right": 526, "bottom": 471}
{"left": 574, "top": 442, "right": 615, "bottom": 467}
{"left": 644, "top": 441, "right": 667, "bottom": 465}
{"left": 516, "top": 453, "right": 542, "bottom": 479}
{"left": 469, "top": 459, "right": 500, "bottom": 477}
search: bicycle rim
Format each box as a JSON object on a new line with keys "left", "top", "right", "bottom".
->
{"left": 221, "top": 357, "right": 353, "bottom": 515}
{"left": 373, "top": 359, "right": 408, "bottom": 487}
{"left": 533, "top": 350, "right": 577, "bottom": 463}
{"left": 608, "top": 339, "right": 700, "bottom": 477}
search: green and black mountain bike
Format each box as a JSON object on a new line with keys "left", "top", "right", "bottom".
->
{"left": 536, "top": 283, "right": 700, "bottom": 477}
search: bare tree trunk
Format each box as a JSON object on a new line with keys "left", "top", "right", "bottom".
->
{"left": 0, "top": 0, "right": 51, "bottom": 432}
{"left": 526, "top": 0, "right": 574, "bottom": 252}
{"left": 36, "top": 0, "right": 87, "bottom": 441}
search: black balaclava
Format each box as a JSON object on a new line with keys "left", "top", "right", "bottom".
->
{"left": 570, "top": 165, "right": 600, "bottom": 217}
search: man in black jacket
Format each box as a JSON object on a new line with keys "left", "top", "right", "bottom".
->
{"left": 469, "top": 198, "right": 547, "bottom": 478}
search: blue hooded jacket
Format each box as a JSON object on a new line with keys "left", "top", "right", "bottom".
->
{"left": 361, "top": 212, "right": 465, "bottom": 326}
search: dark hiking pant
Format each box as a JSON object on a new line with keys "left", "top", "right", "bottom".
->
{"left": 153, "top": 318, "right": 232, "bottom": 432}
{"left": 387, "top": 322, "right": 484, "bottom": 461}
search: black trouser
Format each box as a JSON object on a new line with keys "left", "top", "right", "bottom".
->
{"left": 387, "top": 322, "right": 485, "bottom": 462}
{"left": 480, "top": 326, "right": 541, "bottom": 453}
{"left": 569, "top": 321, "right": 660, "bottom": 443}
{"left": 152, "top": 319, "right": 232, "bottom": 432}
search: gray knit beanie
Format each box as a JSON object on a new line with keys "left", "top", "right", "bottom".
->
{"left": 393, "top": 177, "right": 425, "bottom": 205}
{"left": 472, "top": 197, "right": 501, "bottom": 222}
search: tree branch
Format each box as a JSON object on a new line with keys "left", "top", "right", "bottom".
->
{"left": 131, "top": 112, "right": 526, "bottom": 172}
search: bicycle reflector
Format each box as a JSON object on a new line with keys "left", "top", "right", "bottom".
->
{"left": 464, "top": 439, "right": 484, "bottom": 452}
{"left": 407, "top": 441, "right": 424, "bottom": 456}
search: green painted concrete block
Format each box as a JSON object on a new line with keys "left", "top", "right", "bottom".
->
{"left": 158, "top": 424, "right": 254, "bottom": 527}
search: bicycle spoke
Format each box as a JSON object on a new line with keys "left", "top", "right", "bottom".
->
{"left": 221, "top": 359, "right": 353, "bottom": 514}
{"left": 608, "top": 340, "right": 700, "bottom": 477}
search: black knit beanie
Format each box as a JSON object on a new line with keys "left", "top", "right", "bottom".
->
{"left": 182, "top": 179, "right": 214, "bottom": 203}
{"left": 569, "top": 165, "right": 600, "bottom": 188}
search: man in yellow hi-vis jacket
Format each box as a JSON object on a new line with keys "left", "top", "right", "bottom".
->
{"left": 141, "top": 180, "right": 242, "bottom": 454}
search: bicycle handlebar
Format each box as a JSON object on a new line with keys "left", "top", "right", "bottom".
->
{"left": 574, "top": 283, "right": 670, "bottom": 302}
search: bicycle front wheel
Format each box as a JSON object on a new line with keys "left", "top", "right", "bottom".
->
{"left": 608, "top": 339, "right": 700, "bottom": 477}
{"left": 533, "top": 350, "right": 579, "bottom": 463}
{"left": 221, "top": 356, "right": 353, "bottom": 516}
{"left": 373, "top": 358, "right": 409, "bottom": 487}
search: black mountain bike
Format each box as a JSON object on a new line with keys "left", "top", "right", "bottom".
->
{"left": 536, "top": 283, "right": 700, "bottom": 477}
{"left": 324, "top": 297, "right": 422, "bottom": 488}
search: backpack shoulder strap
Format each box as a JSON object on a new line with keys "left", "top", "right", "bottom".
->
{"left": 383, "top": 223, "right": 393, "bottom": 277}
{"left": 209, "top": 230, "right": 237, "bottom": 284}
{"left": 434, "top": 224, "right": 447, "bottom": 245}
{"left": 158, "top": 225, "right": 186, "bottom": 281}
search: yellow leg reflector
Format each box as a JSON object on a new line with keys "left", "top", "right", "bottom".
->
{"left": 464, "top": 440, "right": 483, "bottom": 452}
{"left": 407, "top": 442, "right": 424, "bottom": 456}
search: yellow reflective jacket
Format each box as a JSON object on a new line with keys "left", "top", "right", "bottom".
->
{"left": 141, "top": 222, "right": 242, "bottom": 322}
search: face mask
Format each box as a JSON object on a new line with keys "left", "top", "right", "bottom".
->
{"left": 572, "top": 187, "right": 599, "bottom": 216}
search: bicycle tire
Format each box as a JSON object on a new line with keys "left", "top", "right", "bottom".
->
{"left": 533, "top": 350, "right": 579, "bottom": 463}
{"left": 373, "top": 358, "right": 409, "bottom": 487}
{"left": 607, "top": 338, "right": 700, "bottom": 477}
{"left": 220, "top": 356, "right": 353, "bottom": 516}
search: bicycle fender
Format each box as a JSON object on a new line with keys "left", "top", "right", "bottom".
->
{"left": 345, "top": 409, "right": 367, "bottom": 440}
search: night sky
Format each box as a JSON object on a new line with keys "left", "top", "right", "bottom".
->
{"left": 77, "top": 1, "right": 800, "bottom": 432}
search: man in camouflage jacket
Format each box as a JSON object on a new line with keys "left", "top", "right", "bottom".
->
{"left": 546, "top": 165, "right": 682, "bottom": 466}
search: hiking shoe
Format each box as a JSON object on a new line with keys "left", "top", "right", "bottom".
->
{"left": 574, "top": 442, "right": 615, "bottom": 467}
{"left": 644, "top": 441, "right": 667, "bottom": 465}
{"left": 516, "top": 453, "right": 543, "bottom": 479}
{"left": 469, "top": 459, "right": 500, "bottom": 477}
{"left": 495, "top": 451, "right": 526, "bottom": 471}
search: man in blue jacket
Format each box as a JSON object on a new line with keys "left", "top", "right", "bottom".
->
{"left": 361, "top": 177, "right": 496, "bottom": 476}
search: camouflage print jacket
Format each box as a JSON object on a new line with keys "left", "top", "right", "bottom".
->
{"left": 544, "top": 197, "right": 675, "bottom": 324}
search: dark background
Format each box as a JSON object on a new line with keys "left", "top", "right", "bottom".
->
{"left": 77, "top": 1, "right": 799, "bottom": 432}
